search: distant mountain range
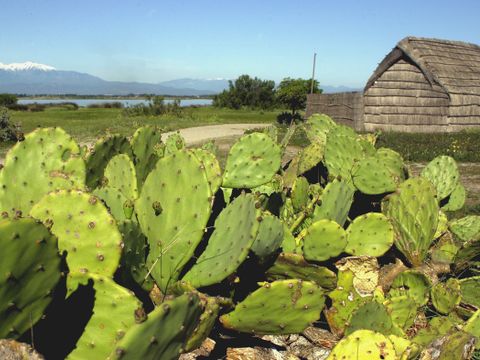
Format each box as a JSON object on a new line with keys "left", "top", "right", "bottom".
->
{"left": 0, "top": 61, "right": 359, "bottom": 95}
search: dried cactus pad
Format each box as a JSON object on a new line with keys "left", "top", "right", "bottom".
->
{"left": 31, "top": 190, "right": 122, "bottom": 291}
{"left": 0, "top": 127, "right": 85, "bottom": 216}
{"left": 0, "top": 218, "right": 61, "bottom": 339}
{"left": 220, "top": 280, "right": 325, "bottom": 334}
{"left": 345, "top": 212, "right": 394, "bottom": 257}
{"left": 301, "top": 219, "right": 347, "bottom": 262}
{"left": 113, "top": 293, "right": 202, "bottom": 360}
{"left": 421, "top": 155, "right": 460, "bottom": 200}
{"left": 222, "top": 132, "right": 281, "bottom": 188}
{"left": 327, "top": 329, "right": 396, "bottom": 360}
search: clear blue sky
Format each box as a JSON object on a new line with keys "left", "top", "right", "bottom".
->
{"left": 1, "top": 0, "right": 479, "bottom": 87}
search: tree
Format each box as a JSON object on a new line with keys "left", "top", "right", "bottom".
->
{"left": 0, "top": 93, "right": 18, "bottom": 108}
{"left": 213, "top": 75, "right": 276, "bottom": 109}
{"left": 276, "top": 78, "right": 321, "bottom": 116}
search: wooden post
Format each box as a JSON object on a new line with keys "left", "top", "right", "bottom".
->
{"left": 310, "top": 53, "right": 317, "bottom": 94}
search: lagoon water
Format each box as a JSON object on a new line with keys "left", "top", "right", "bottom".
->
{"left": 18, "top": 98, "right": 213, "bottom": 107}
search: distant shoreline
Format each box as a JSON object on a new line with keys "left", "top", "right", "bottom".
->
{"left": 16, "top": 94, "right": 216, "bottom": 100}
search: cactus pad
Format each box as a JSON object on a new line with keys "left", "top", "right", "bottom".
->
{"left": 85, "top": 134, "right": 132, "bottom": 190}
{"left": 92, "top": 187, "right": 130, "bottom": 222}
{"left": 449, "top": 215, "right": 480, "bottom": 242}
{"left": 388, "top": 270, "right": 430, "bottom": 306}
{"left": 103, "top": 154, "right": 138, "bottom": 200}
{"left": 220, "top": 280, "right": 325, "bottom": 334}
{"left": 191, "top": 148, "right": 222, "bottom": 195}
{"left": 304, "top": 113, "right": 336, "bottom": 143}
{"left": 460, "top": 276, "right": 480, "bottom": 308}
{"left": 297, "top": 141, "right": 325, "bottom": 175}
{"left": 431, "top": 278, "right": 461, "bottom": 314}
{"left": 384, "top": 295, "right": 417, "bottom": 331}
{"left": 442, "top": 181, "right": 466, "bottom": 212}
{"left": 183, "top": 193, "right": 259, "bottom": 288}
{"left": 184, "top": 295, "right": 221, "bottom": 352}
{"left": 301, "top": 219, "right": 347, "bottom": 262}
{"left": 327, "top": 329, "right": 396, "bottom": 360}
{"left": 324, "top": 128, "right": 364, "bottom": 181}
{"left": 67, "top": 274, "right": 142, "bottom": 360}
{"left": 266, "top": 252, "right": 337, "bottom": 290}
{"left": 383, "top": 177, "right": 439, "bottom": 266}
{"left": 222, "top": 133, "right": 281, "bottom": 188}
{"left": 291, "top": 176, "right": 310, "bottom": 211}
{"left": 351, "top": 155, "right": 399, "bottom": 195}
{"left": 421, "top": 155, "right": 460, "bottom": 200}
{"left": 345, "top": 301, "right": 401, "bottom": 336}
{"left": 136, "top": 150, "right": 212, "bottom": 292}
{"left": 30, "top": 190, "right": 122, "bottom": 291}
{"left": 345, "top": 213, "right": 394, "bottom": 257}
{"left": 251, "top": 213, "right": 284, "bottom": 259}
{"left": 0, "top": 127, "right": 85, "bottom": 216}
{"left": 164, "top": 131, "right": 186, "bottom": 155}
{"left": 313, "top": 178, "right": 355, "bottom": 227}
{"left": 113, "top": 293, "right": 202, "bottom": 360}
{"left": 0, "top": 218, "right": 61, "bottom": 338}
{"left": 130, "top": 126, "right": 162, "bottom": 190}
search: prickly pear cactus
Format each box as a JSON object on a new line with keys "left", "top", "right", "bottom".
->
{"left": 345, "top": 213, "right": 394, "bottom": 257}
{"left": 113, "top": 293, "right": 202, "bottom": 360}
{"left": 85, "top": 134, "right": 132, "bottom": 190}
{"left": 164, "top": 131, "right": 186, "bottom": 155}
{"left": 297, "top": 141, "right": 325, "bottom": 175}
{"left": 0, "top": 218, "right": 61, "bottom": 339}
{"left": 251, "top": 212, "right": 284, "bottom": 259}
{"left": 384, "top": 295, "right": 417, "bottom": 331}
{"left": 388, "top": 270, "right": 430, "bottom": 307}
{"left": 327, "top": 329, "right": 396, "bottom": 360}
{"left": 431, "top": 278, "right": 461, "bottom": 314}
{"left": 0, "top": 127, "right": 85, "bottom": 216}
{"left": 183, "top": 193, "right": 259, "bottom": 288}
{"left": 67, "top": 274, "right": 142, "bottom": 360}
{"left": 30, "top": 190, "right": 123, "bottom": 292}
{"left": 304, "top": 113, "right": 336, "bottom": 143}
{"left": 383, "top": 177, "right": 439, "bottom": 266}
{"left": 313, "top": 178, "right": 355, "bottom": 227}
{"left": 191, "top": 148, "right": 222, "bottom": 194}
{"left": 184, "top": 295, "right": 221, "bottom": 352}
{"left": 135, "top": 150, "right": 212, "bottom": 292}
{"left": 345, "top": 301, "right": 401, "bottom": 336}
{"left": 464, "top": 309, "right": 480, "bottom": 348}
{"left": 266, "top": 252, "right": 337, "bottom": 290}
{"left": 300, "top": 219, "right": 347, "bottom": 262}
{"left": 421, "top": 155, "right": 460, "bottom": 200}
{"left": 220, "top": 280, "right": 325, "bottom": 334}
{"left": 442, "top": 182, "right": 466, "bottom": 212}
{"left": 130, "top": 126, "right": 162, "bottom": 190}
{"left": 351, "top": 155, "right": 400, "bottom": 195}
{"left": 459, "top": 276, "right": 480, "bottom": 308}
{"left": 291, "top": 176, "right": 310, "bottom": 211}
{"left": 103, "top": 154, "right": 138, "bottom": 200}
{"left": 222, "top": 133, "right": 281, "bottom": 188}
{"left": 92, "top": 186, "right": 130, "bottom": 222}
{"left": 449, "top": 215, "right": 480, "bottom": 242}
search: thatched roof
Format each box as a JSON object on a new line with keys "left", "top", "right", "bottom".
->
{"left": 365, "top": 37, "right": 480, "bottom": 108}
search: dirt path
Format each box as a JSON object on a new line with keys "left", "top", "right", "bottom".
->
{"left": 162, "top": 123, "right": 270, "bottom": 144}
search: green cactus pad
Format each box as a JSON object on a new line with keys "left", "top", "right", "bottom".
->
{"left": 220, "top": 280, "right": 325, "bottom": 335}
{"left": 431, "top": 233, "right": 459, "bottom": 264}
{"left": 345, "top": 213, "right": 394, "bottom": 257}
{"left": 413, "top": 315, "right": 460, "bottom": 346}
{"left": 383, "top": 177, "right": 439, "bottom": 266}
{"left": 0, "top": 218, "right": 61, "bottom": 338}
{"left": 31, "top": 190, "right": 122, "bottom": 291}
{"left": 464, "top": 309, "right": 480, "bottom": 349}
{"left": 113, "top": 293, "right": 202, "bottom": 360}
{"left": 421, "top": 155, "right": 460, "bottom": 200}
{"left": 345, "top": 301, "right": 401, "bottom": 336}
{"left": 434, "top": 210, "right": 449, "bottom": 239}
{"left": 387, "top": 335, "right": 420, "bottom": 359}
{"left": 460, "top": 276, "right": 480, "bottom": 308}
{"left": 184, "top": 295, "right": 221, "bottom": 352}
{"left": 351, "top": 155, "right": 399, "bottom": 195}
{"left": 384, "top": 295, "right": 417, "bottom": 331}
{"left": 327, "top": 329, "right": 396, "bottom": 360}
{"left": 313, "top": 178, "right": 355, "bottom": 227}
{"left": 0, "top": 127, "right": 85, "bottom": 216}
{"left": 280, "top": 224, "right": 301, "bottom": 253}
{"left": 376, "top": 148, "right": 406, "bottom": 181}
{"left": 103, "top": 154, "right": 138, "bottom": 200}
{"left": 419, "top": 331, "right": 475, "bottom": 360}
{"left": 388, "top": 270, "right": 430, "bottom": 307}
{"left": 85, "top": 134, "right": 132, "bottom": 190}
{"left": 291, "top": 177, "right": 310, "bottom": 211}
{"left": 324, "top": 128, "right": 364, "bottom": 181}
{"left": 449, "top": 215, "right": 480, "bottom": 242}
{"left": 67, "top": 274, "right": 142, "bottom": 360}
{"left": 266, "top": 252, "right": 337, "bottom": 290}
{"left": 164, "top": 131, "right": 186, "bottom": 155}
{"left": 136, "top": 150, "right": 212, "bottom": 292}
{"left": 92, "top": 187, "right": 130, "bottom": 222}
{"left": 191, "top": 149, "right": 222, "bottom": 194}
{"left": 297, "top": 141, "right": 325, "bottom": 175}
{"left": 304, "top": 113, "right": 336, "bottom": 143}
{"left": 222, "top": 133, "right": 281, "bottom": 188}
{"left": 442, "top": 181, "right": 466, "bottom": 212}
{"left": 251, "top": 213, "right": 284, "bottom": 259}
{"left": 431, "top": 278, "right": 461, "bottom": 314}
{"left": 183, "top": 193, "right": 259, "bottom": 288}
{"left": 118, "top": 220, "right": 153, "bottom": 291}
{"left": 301, "top": 219, "right": 347, "bottom": 262}
{"left": 130, "top": 126, "right": 162, "bottom": 190}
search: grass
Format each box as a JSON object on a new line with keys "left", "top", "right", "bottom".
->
{"left": 1, "top": 106, "right": 280, "bottom": 156}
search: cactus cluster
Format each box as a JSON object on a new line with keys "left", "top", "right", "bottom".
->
{"left": 0, "top": 113, "right": 478, "bottom": 359}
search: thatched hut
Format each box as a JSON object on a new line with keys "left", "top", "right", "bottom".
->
{"left": 363, "top": 36, "right": 480, "bottom": 132}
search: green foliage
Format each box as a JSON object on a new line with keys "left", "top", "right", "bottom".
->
{"left": 0, "top": 94, "right": 18, "bottom": 107}
{"left": 276, "top": 77, "right": 321, "bottom": 116}
{"left": 123, "top": 96, "right": 183, "bottom": 117}
{"left": 0, "top": 107, "right": 22, "bottom": 142}
{"left": 213, "top": 74, "right": 276, "bottom": 109}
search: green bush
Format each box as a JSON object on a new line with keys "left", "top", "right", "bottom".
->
{"left": 123, "top": 96, "right": 182, "bottom": 117}
{"left": 0, "top": 107, "right": 22, "bottom": 142}
{"left": 0, "top": 93, "right": 18, "bottom": 107}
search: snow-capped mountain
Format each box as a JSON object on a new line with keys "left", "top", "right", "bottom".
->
{"left": 0, "top": 61, "right": 56, "bottom": 72}
{"left": 0, "top": 61, "right": 218, "bottom": 95}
